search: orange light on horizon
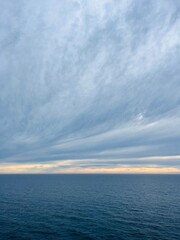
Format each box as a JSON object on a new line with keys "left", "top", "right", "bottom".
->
{"left": 0, "top": 162, "right": 179, "bottom": 174}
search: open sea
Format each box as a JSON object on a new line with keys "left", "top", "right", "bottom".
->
{"left": 0, "top": 174, "right": 179, "bottom": 240}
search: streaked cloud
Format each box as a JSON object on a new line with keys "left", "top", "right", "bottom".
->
{"left": 0, "top": 0, "right": 180, "bottom": 173}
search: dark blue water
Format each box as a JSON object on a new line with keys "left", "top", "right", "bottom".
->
{"left": 0, "top": 174, "right": 180, "bottom": 240}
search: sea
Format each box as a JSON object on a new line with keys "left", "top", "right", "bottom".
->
{"left": 0, "top": 174, "right": 179, "bottom": 240}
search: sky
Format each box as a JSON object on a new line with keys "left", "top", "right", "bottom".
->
{"left": 0, "top": 0, "right": 180, "bottom": 173}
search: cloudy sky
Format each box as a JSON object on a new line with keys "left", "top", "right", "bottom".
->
{"left": 0, "top": 0, "right": 180, "bottom": 173}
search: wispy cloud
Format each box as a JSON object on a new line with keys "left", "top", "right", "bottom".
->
{"left": 0, "top": 0, "right": 180, "bottom": 173}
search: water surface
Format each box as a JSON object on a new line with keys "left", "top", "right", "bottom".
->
{"left": 0, "top": 174, "right": 179, "bottom": 240}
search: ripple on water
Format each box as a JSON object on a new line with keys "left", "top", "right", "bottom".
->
{"left": 0, "top": 174, "right": 180, "bottom": 240}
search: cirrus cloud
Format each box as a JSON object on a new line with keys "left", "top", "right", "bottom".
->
{"left": 0, "top": 0, "right": 180, "bottom": 173}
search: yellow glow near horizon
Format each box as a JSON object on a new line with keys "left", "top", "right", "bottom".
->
{"left": 1, "top": 155, "right": 180, "bottom": 174}
{"left": 0, "top": 161, "right": 180, "bottom": 174}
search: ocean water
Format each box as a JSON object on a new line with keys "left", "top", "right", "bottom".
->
{"left": 0, "top": 174, "right": 179, "bottom": 240}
